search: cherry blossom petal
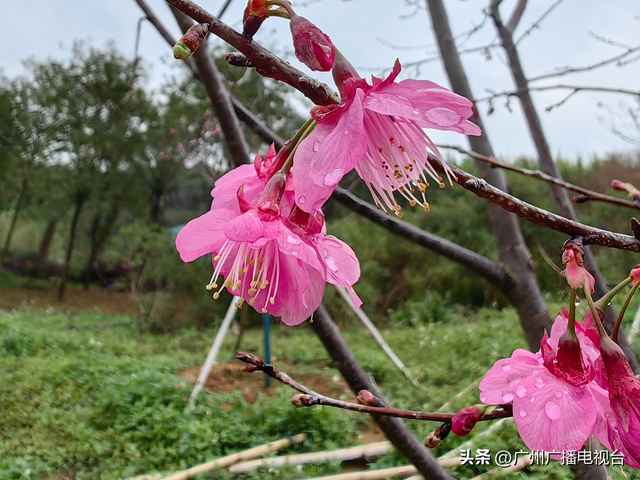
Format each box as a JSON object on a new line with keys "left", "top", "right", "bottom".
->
{"left": 176, "top": 209, "right": 236, "bottom": 262}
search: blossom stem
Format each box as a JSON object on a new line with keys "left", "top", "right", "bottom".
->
{"left": 277, "top": 117, "right": 316, "bottom": 175}
{"left": 594, "top": 276, "right": 632, "bottom": 312}
{"left": 583, "top": 285, "right": 609, "bottom": 339}
{"left": 568, "top": 288, "right": 577, "bottom": 333}
{"left": 613, "top": 282, "right": 640, "bottom": 343}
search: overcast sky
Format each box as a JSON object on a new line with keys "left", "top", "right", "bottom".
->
{"left": 2, "top": 0, "right": 639, "bottom": 161}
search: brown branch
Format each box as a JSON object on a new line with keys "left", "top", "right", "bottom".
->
{"left": 165, "top": 0, "right": 340, "bottom": 106}
{"left": 331, "top": 187, "right": 513, "bottom": 291}
{"left": 438, "top": 144, "right": 640, "bottom": 211}
{"left": 506, "top": 0, "right": 527, "bottom": 33}
{"left": 236, "top": 352, "right": 512, "bottom": 423}
{"left": 451, "top": 164, "right": 640, "bottom": 252}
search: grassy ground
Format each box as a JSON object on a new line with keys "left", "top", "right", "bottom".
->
{"left": 1, "top": 291, "right": 639, "bottom": 479}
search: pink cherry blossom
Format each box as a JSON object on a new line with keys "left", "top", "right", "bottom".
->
{"left": 479, "top": 312, "right": 607, "bottom": 454}
{"left": 630, "top": 264, "right": 640, "bottom": 285}
{"left": 292, "top": 57, "right": 481, "bottom": 215}
{"left": 176, "top": 154, "right": 361, "bottom": 325}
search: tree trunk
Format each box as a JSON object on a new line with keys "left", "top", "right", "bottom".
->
{"left": 83, "top": 204, "right": 120, "bottom": 288}
{"left": 312, "top": 306, "right": 454, "bottom": 480}
{"left": 36, "top": 220, "right": 56, "bottom": 279}
{"left": 424, "top": 0, "right": 552, "bottom": 351}
{"left": 58, "top": 194, "right": 86, "bottom": 300}
{"left": 1, "top": 176, "right": 28, "bottom": 262}
{"left": 489, "top": 0, "right": 638, "bottom": 373}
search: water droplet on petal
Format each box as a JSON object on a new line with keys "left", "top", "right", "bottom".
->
{"left": 507, "top": 372, "right": 526, "bottom": 385}
{"left": 312, "top": 140, "right": 321, "bottom": 152}
{"left": 480, "top": 394, "right": 487, "bottom": 403}
{"left": 534, "top": 377, "right": 546, "bottom": 389}
{"left": 343, "top": 130, "right": 349, "bottom": 135}
{"left": 501, "top": 388, "right": 514, "bottom": 403}
{"left": 298, "top": 196, "right": 306, "bottom": 204}
{"left": 286, "top": 235, "right": 301, "bottom": 245}
{"left": 555, "top": 391, "right": 563, "bottom": 399}
{"left": 501, "top": 361, "right": 512, "bottom": 371}
{"left": 545, "top": 401, "right": 561, "bottom": 421}
{"left": 519, "top": 409, "right": 527, "bottom": 418}
{"left": 412, "top": 109, "right": 420, "bottom": 115}
{"left": 516, "top": 385, "right": 527, "bottom": 398}
{"left": 326, "top": 256, "right": 339, "bottom": 272}
{"left": 323, "top": 169, "right": 345, "bottom": 187}
{"left": 322, "top": 236, "right": 344, "bottom": 248}
{"left": 424, "top": 107, "right": 463, "bottom": 127}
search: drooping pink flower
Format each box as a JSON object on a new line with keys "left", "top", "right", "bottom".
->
{"left": 292, "top": 55, "right": 481, "bottom": 215}
{"left": 176, "top": 151, "right": 361, "bottom": 325}
{"left": 599, "top": 336, "right": 640, "bottom": 465}
{"left": 288, "top": 12, "right": 335, "bottom": 71}
{"left": 479, "top": 312, "right": 607, "bottom": 454}
{"left": 562, "top": 237, "right": 595, "bottom": 293}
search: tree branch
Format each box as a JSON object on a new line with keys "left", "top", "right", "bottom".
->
{"left": 529, "top": 45, "right": 640, "bottom": 83}
{"left": 165, "top": 0, "right": 340, "bottom": 106}
{"left": 236, "top": 352, "right": 512, "bottom": 423}
{"left": 438, "top": 144, "right": 640, "bottom": 211}
{"left": 331, "top": 187, "right": 513, "bottom": 291}
{"left": 310, "top": 306, "right": 455, "bottom": 480}
{"left": 506, "top": 0, "right": 527, "bottom": 33}
{"left": 451, "top": 164, "right": 640, "bottom": 252}
{"left": 478, "top": 84, "right": 640, "bottom": 105}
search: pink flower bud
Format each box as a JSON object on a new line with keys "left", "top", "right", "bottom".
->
{"left": 356, "top": 389, "right": 381, "bottom": 407}
{"left": 289, "top": 14, "right": 335, "bottom": 71}
{"left": 631, "top": 264, "right": 640, "bottom": 285}
{"left": 451, "top": 405, "right": 484, "bottom": 437}
{"left": 612, "top": 179, "right": 625, "bottom": 191}
{"left": 562, "top": 238, "right": 595, "bottom": 292}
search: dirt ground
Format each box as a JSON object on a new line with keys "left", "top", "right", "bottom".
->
{"left": 0, "top": 285, "right": 140, "bottom": 315}
{"left": 178, "top": 362, "right": 385, "bottom": 443}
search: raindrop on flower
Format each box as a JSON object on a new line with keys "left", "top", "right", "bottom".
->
{"left": 519, "top": 409, "right": 527, "bottom": 418}
{"left": 313, "top": 140, "right": 321, "bottom": 152}
{"left": 298, "top": 196, "right": 307, "bottom": 204}
{"left": 554, "top": 391, "right": 563, "bottom": 399}
{"left": 501, "top": 388, "right": 514, "bottom": 403}
{"left": 501, "top": 361, "right": 512, "bottom": 371}
{"left": 326, "top": 257, "right": 339, "bottom": 272}
{"left": 507, "top": 372, "right": 526, "bottom": 385}
{"left": 423, "top": 107, "right": 462, "bottom": 127}
{"left": 515, "top": 385, "right": 527, "bottom": 398}
{"left": 287, "top": 235, "right": 301, "bottom": 245}
{"left": 534, "top": 377, "right": 546, "bottom": 389}
{"left": 323, "top": 169, "right": 345, "bottom": 187}
{"left": 545, "top": 401, "right": 562, "bottom": 421}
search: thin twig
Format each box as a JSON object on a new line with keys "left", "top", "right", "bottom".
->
{"left": 514, "top": 0, "right": 564, "bottom": 45}
{"left": 477, "top": 84, "right": 640, "bottom": 105}
{"left": 529, "top": 45, "right": 640, "bottom": 82}
{"left": 438, "top": 144, "right": 640, "bottom": 211}
{"left": 235, "top": 352, "right": 512, "bottom": 422}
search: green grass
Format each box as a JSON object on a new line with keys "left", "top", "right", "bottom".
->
{"left": 1, "top": 305, "right": 638, "bottom": 479}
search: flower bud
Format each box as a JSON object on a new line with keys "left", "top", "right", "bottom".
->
{"left": 291, "top": 394, "right": 305, "bottom": 407}
{"left": 562, "top": 237, "right": 595, "bottom": 293}
{"left": 451, "top": 405, "right": 484, "bottom": 437}
{"left": 424, "top": 431, "right": 441, "bottom": 448}
{"left": 291, "top": 394, "right": 315, "bottom": 407}
{"left": 356, "top": 389, "right": 382, "bottom": 407}
{"left": 243, "top": 0, "right": 268, "bottom": 38}
{"left": 173, "top": 23, "right": 211, "bottom": 60}
{"left": 289, "top": 13, "right": 335, "bottom": 71}
{"left": 631, "top": 264, "right": 640, "bottom": 285}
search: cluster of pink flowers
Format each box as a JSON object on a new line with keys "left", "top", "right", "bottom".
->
{"left": 176, "top": 145, "right": 361, "bottom": 325}
{"left": 480, "top": 306, "right": 640, "bottom": 467}
{"left": 176, "top": 4, "right": 480, "bottom": 324}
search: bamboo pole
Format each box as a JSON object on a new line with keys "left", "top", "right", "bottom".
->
{"left": 160, "top": 433, "right": 307, "bottom": 480}
{"left": 334, "top": 286, "right": 418, "bottom": 386}
{"left": 307, "top": 458, "right": 461, "bottom": 480}
{"left": 229, "top": 441, "right": 392, "bottom": 473}
{"left": 187, "top": 296, "right": 239, "bottom": 409}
